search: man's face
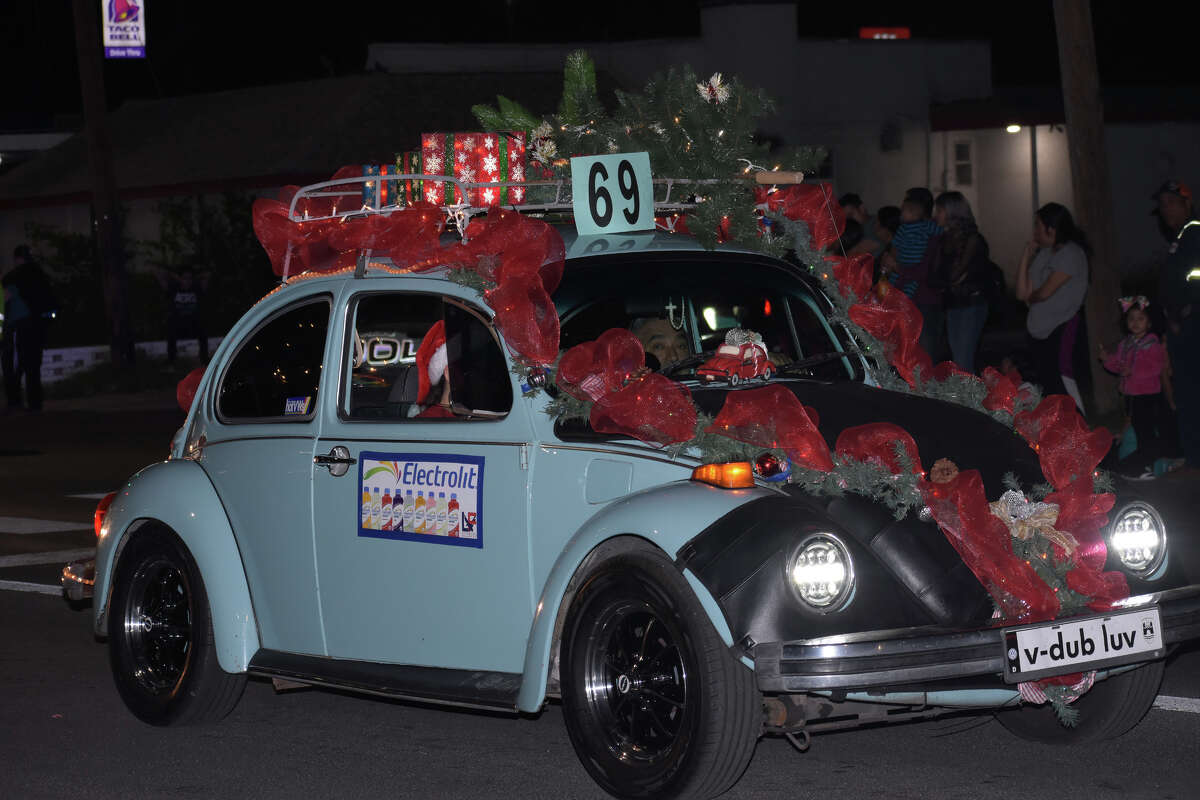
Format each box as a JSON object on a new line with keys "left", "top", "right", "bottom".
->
{"left": 1158, "top": 192, "right": 1192, "bottom": 232}
{"left": 634, "top": 318, "right": 688, "bottom": 369}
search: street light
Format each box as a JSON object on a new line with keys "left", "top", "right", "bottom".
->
{"left": 1005, "top": 124, "right": 1022, "bottom": 134}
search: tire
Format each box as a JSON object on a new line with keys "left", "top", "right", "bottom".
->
{"left": 760, "top": 367, "right": 773, "bottom": 383}
{"left": 995, "top": 660, "right": 1165, "bottom": 744}
{"left": 729, "top": 374, "right": 740, "bottom": 386}
{"left": 560, "top": 542, "right": 760, "bottom": 799}
{"left": 108, "top": 530, "right": 246, "bottom": 726}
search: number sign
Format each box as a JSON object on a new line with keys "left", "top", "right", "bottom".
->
{"left": 570, "top": 153, "right": 654, "bottom": 235}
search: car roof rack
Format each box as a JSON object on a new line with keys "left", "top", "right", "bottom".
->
{"left": 282, "top": 170, "right": 805, "bottom": 280}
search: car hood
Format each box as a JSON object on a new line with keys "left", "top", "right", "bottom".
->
{"left": 689, "top": 377, "right": 1045, "bottom": 493}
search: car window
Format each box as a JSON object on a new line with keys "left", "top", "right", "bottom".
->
{"left": 344, "top": 293, "right": 512, "bottom": 421}
{"left": 787, "top": 294, "right": 861, "bottom": 381}
{"left": 218, "top": 298, "right": 330, "bottom": 421}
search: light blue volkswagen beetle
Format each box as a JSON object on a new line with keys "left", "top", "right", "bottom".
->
{"left": 93, "top": 229, "right": 1200, "bottom": 800}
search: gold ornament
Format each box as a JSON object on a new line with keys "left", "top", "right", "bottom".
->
{"left": 930, "top": 458, "right": 959, "bottom": 484}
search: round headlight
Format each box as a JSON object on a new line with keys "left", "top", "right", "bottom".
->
{"left": 1109, "top": 502, "right": 1166, "bottom": 577}
{"left": 788, "top": 534, "right": 854, "bottom": 611}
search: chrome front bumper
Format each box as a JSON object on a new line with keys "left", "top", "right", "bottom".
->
{"left": 754, "top": 585, "right": 1200, "bottom": 693}
{"left": 61, "top": 557, "right": 95, "bottom": 602}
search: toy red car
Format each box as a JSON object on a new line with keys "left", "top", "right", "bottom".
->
{"left": 697, "top": 339, "right": 773, "bottom": 385}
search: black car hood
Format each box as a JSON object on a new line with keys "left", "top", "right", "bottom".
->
{"left": 689, "top": 377, "right": 1046, "bottom": 493}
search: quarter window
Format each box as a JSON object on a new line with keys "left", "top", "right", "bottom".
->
{"left": 218, "top": 299, "right": 330, "bottom": 420}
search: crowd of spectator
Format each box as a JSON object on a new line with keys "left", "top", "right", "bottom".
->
{"left": 837, "top": 179, "right": 1200, "bottom": 481}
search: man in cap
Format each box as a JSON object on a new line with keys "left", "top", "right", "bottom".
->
{"left": 1155, "top": 180, "right": 1200, "bottom": 467}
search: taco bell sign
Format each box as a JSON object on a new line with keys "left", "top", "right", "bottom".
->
{"left": 101, "top": 0, "right": 146, "bottom": 59}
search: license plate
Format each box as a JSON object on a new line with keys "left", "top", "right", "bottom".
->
{"left": 1002, "top": 607, "right": 1164, "bottom": 683}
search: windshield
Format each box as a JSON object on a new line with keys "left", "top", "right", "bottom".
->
{"left": 555, "top": 254, "right": 862, "bottom": 382}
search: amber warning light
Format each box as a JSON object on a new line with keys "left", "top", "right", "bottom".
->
{"left": 859, "top": 27, "right": 911, "bottom": 40}
{"left": 691, "top": 462, "right": 755, "bottom": 490}
{"left": 94, "top": 492, "right": 117, "bottom": 537}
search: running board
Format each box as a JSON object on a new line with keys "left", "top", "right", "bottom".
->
{"left": 248, "top": 649, "right": 521, "bottom": 713}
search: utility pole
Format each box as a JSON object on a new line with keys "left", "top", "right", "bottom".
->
{"left": 1053, "top": 0, "right": 1118, "bottom": 417}
{"left": 72, "top": 0, "right": 134, "bottom": 368}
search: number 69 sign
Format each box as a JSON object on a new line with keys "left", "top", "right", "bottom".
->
{"left": 570, "top": 153, "right": 655, "bottom": 236}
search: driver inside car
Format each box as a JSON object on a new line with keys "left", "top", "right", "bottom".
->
{"left": 629, "top": 316, "right": 688, "bottom": 371}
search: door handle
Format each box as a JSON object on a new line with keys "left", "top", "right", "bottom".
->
{"left": 314, "top": 446, "right": 356, "bottom": 477}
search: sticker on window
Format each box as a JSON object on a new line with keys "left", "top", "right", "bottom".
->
{"left": 284, "top": 396, "right": 313, "bottom": 415}
{"left": 357, "top": 451, "right": 483, "bottom": 548}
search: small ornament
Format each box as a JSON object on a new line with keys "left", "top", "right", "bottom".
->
{"left": 696, "top": 72, "right": 731, "bottom": 104}
{"left": 930, "top": 458, "right": 959, "bottom": 484}
{"left": 696, "top": 328, "right": 772, "bottom": 385}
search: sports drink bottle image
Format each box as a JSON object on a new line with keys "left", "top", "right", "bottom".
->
{"left": 436, "top": 492, "right": 447, "bottom": 535}
{"left": 361, "top": 486, "right": 371, "bottom": 529}
{"left": 371, "top": 487, "right": 382, "bottom": 530}
{"left": 381, "top": 487, "right": 392, "bottom": 531}
{"left": 447, "top": 493, "right": 460, "bottom": 537}
{"left": 414, "top": 490, "right": 426, "bottom": 533}
{"left": 402, "top": 489, "right": 414, "bottom": 532}
{"left": 392, "top": 486, "right": 404, "bottom": 532}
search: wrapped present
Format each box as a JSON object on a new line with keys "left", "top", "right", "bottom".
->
{"left": 420, "top": 132, "right": 528, "bottom": 207}
{"left": 393, "top": 151, "right": 423, "bottom": 206}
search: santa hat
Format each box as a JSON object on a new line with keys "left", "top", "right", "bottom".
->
{"left": 415, "top": 320, "right": 447, "bottom": 402}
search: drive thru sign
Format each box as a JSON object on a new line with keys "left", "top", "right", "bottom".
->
{"left": 102, "top": 0, "right": 147, "bottom": 59}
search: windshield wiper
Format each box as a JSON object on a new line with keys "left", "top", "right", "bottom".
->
{"left": 775, "top": 351, "right": 858, "bottom": 375}
{"left": 658, "top": 352, "right": 715, "bottom": 378}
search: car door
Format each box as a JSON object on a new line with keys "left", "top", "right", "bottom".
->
{"left": 200, "top": 293, "right": 332, "bottom": 656}
{"left": 311, "top": 285, "right": 534, "bottom": 674}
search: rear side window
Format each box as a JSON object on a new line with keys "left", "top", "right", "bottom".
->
{"left": 218, "top": 299, "right": 330, "bottom": 421}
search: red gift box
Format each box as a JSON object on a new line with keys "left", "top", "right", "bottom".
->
{"left": 420, "top": 132, "right": 527, "bottom": 207}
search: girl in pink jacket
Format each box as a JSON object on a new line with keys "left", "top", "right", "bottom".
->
{"left": 1100, "top": 297, "right": 1176, "bottom": 479}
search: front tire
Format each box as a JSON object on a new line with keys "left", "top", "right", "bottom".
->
{"left": 561, "top": 542, "right": 759, "bottom": 799}
{"left": 108, "top": 530, "right": 246, "bottom": 726}
{"left": 995, "top": 660, "right": 1164, "bottom": 744}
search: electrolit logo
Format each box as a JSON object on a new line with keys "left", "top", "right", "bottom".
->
{"left": 358, "top": 453, "right": 484, "bottom": 548}
{"left": 109, "top": 0, "right": 140, "bottom": 23}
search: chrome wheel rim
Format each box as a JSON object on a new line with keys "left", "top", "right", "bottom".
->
{"left": 583, "top": 602, "right": 689, "bottom": 764}
{"left": 122, "top": 556, "right": 193, "bottom": 695}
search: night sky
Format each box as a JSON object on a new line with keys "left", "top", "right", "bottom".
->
{"left": 1, "top": 1, "right": 1195, "bottom": 127}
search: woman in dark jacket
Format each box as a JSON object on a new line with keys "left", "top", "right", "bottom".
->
{"left": 929, "top": 191, "right": 991, "bottom": 374}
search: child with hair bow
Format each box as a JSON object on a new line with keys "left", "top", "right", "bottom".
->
{"left": 1099, "top": 296, "right": 1179, "bottom": 479}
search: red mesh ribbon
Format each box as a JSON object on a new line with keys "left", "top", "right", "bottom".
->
{"left": 704, "top": 384, "right": 834, "bottom": 472}
{"left": 450, "top": 208, "right": 565, "bottom": 294}
{"left": 754, "top": 183, "right": 845, "bottom": 250}
{"left": 835, "top": 423, "right": 923, "bottom": 476}
{"left": 1015, "top": 395, "right": 1111, "bottom": 490}
{"left": 557, "top": 328, "right": 646, "bottom": 402}
{"left": 591, "top": 374, "right": 697, "bottom": 446}
{"left": 176, "top": 367, "right": 204, "bottom": 413}
{"left": 484, "top": 277, "right": 559, "bottom": 367}
{"left": 981, "top": 366, "right": 1019, "bottom": 414}
{"left": 923, "top": 470, "right": 1060, "bottom": 622}
{"left": 848, "top": 283, "right": 933, "bottom": 387}
{"left": 825, "top": 253, "right": 873, "bottom": 301}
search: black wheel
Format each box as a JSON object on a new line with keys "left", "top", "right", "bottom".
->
{"left": 729, "top": 374, "right": 740, "bottom": 387}
{"left": 560, "top": 542, "right": 759, "bottom": 799}
{"left": 996, "top": 660, "right": 1164, "bottom": 744}
{"left": 108, "top": 531, "right": 246, "bottom": 726}
{"left": 760, "top": 367, "right": 773, "bottom": 383}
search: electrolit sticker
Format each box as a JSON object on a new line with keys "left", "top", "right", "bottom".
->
{"left": 357, "top": 452, "right": 484, "bottom": 549}
{"left": 284, "top": 396, "right": 313, "bottom": 415}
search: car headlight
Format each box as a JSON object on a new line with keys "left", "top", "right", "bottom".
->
{"left": 1109, "top": 502, "right": 1167, "bottom": 577}
{"left": 788, "top": 534, "right": 854, "bottom": 611}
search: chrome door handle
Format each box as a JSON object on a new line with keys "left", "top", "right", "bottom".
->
{"left": 314, "top": 446, "right": 356, "bottom": 477}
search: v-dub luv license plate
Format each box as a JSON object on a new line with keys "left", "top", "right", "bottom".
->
{"left": 1002, "top": 607, "right": 1165, "bottom": 683}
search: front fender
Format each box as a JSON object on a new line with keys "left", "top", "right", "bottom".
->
{"left": 93, "top": 459, "right": 260, "bottom": 674}
{"left": 516, "top": 480, "right": 774, "bottom": 712}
